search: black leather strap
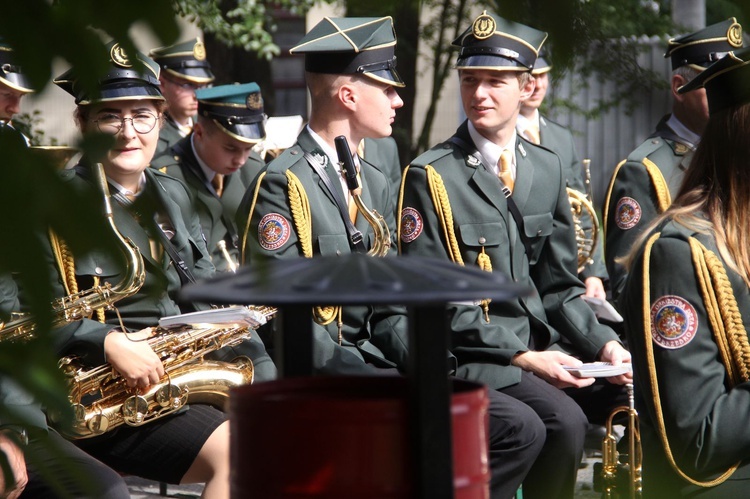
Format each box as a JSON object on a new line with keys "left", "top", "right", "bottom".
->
{"left": 303, "top": 151, "right": 366, "bottom": 253}
{"left": 448, "top": 136, "right": 533, "bottom": 261}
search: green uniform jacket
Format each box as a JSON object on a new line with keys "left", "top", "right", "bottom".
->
{"left": 154, "top": 114, "right": 186, "bottom": 160}
{"left": 360, "top": 136, "right": 401, "bottom": 200}
{"left": 399, "top": 121, "right": 618, "bottom": 390}
{"left": 621, "top": 218, "right": 750, "bottom": 496}
{"left": 0, "top": 276, "right": 47, "bottom": 434}
{"left": 151, "top": 136, "right": 265, "bottom": 272}
{"left": 603, "top": 115, "right": 692, "bottom": 301}
{"left": 236, "top": 128, "right": 410, "bottom": 375}
{"left": 536, "top": 115, "right": 607, "bottom": 281}
{"left": 35, "top": 162, "right": 276, "bottom": 381}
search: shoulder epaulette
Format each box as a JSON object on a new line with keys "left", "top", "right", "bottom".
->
{"left": 149, "top": 153, "right": 180, "bottom": 170}
{"left": 264, "top": 145, "right": 307, "bottom": 174}
{"left": 409, "top": 142, "right": 455, "bottom": 168}
{"left": 626, "top": 137, "right": 667, "bottom": 164}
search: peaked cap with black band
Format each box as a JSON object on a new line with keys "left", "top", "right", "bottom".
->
{"left": 290, "top": 16, "right": 405, "bottom": 87}
{"left": 532, "top": 50, "right": 551, "bottom": 75}
{"left": 679, "top": 46, "right": 750, "bottom": 115}
{"left": 197, "top": 82, "right": 266, "bottom": 143}
{"left": 149, "top": 37, "right": 214, "bottom": 84}
{"left": 0, "top": 41, "right": 33, "bottom": 93}
{"left": 54, "top": 41, "right": 163, "bottom": 105}
{"left": 665, "top": 17, "right": 743, "bottom": 71}
{"left": 453, "top": 11, "right": 547, "bottom": 72}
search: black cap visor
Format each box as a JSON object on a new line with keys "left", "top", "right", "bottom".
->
{"left": 214, "top": 118, "right": 266, "bottom": 143}
{"left": 79, "top": 81, "right": 164, "bottom": 105}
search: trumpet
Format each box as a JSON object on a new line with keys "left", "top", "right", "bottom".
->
{"left": 594, "top": 383, "right": 643, "bottom": 498}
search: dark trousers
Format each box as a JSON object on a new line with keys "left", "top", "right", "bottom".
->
{"left": 486, "top": 388, "right": 546, "bottom": 499}
{"left": 21, "top": 430, "right": 129, "bottom": 499}
{"left": 498, "top": 371, "right": 588, "bottom": 499}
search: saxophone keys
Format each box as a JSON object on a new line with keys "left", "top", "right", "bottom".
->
{"left": 155, "top": 384, "right": 185, "bottom": 409}
{"left": 86, "top": 405, "right": 110, "bottom": 435}
{"left": 122, "top": 395, "right": 149, "bottom": 425}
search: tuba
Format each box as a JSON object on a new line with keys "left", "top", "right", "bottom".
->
{"left": 594, "top": 383, "right": 643, "bottom": 498}
{"left": 0, "top": 162, "right": 146, "bottom": 342}
{"left": 56, "top": 306, "right": 276, "bottom": 439}
{"left": 567, "top": 158, "right": 600, "bottom": 273}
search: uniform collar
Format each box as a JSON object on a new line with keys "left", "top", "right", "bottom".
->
{"left": 665, "top": 114, "right": 699, "bottom": 150}
{"left": 190, "top": 133, "right": 219, "bottom": 182}
{"left": 468, "top": 120, "right": 517, "bottom": 176}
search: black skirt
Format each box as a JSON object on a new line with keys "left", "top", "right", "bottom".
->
{"left": 75, "top": 404, "right": 226, "bottom": 484}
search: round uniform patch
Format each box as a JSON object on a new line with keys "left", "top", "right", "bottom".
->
{"left": 400, "top": 207, "right": 423, "bottom": 243}
{"left": 650, "top": 295, "right": 698, "bottom": 349}
{"left": 615, "top": 197, "right": 642, "bottom": 230}
{"left": 258, "top": 213, "right": 290, "bottom": 251}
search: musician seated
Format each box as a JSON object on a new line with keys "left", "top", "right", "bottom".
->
{"left": 621, "top": 44, "right": 750, "bottom": 497}
{"left": 151, "top": 83, "right": 267, "bottom": 274}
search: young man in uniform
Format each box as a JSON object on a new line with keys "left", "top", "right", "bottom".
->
{"left": 149, "top": 37, "right": 214, "bottom": 158}
{"left": 603, "top": 18, "right": 743, "bottom": 301}
{"left": 0, "top": 41, "right": 34, "bottom": 126}
{"left": 398, "top": 12, "right": 631, "bottom": 498}
{"left": 517, "top": 51, "right": 608, "bottom": 300}
{"left": 237, "top": 16, "right": 547, "bottom": 499}
{"left": 152, "top": 82, "right": 266, "bottom": 274}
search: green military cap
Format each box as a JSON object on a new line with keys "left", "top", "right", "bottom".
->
{"left": 0, "top": 40, "right": 33, "bottom": 93}
{"left": 196, "top": 82, "right": 266, "bottom": 143}
{"left": 54, "top": 41, "right": 163, "bottom": 105}
{"left": 665, "top": 17, "right": 743, "bottom": 71}
{"left": 290, "top": 16, "right": 405, "bottom": 87}
{"left": 532, "top": 50, "right": 551, "bottom": 75}
{"left": 453, "top": 11, "right": 547, "bottom": 72}
{"left": 149, "top": 37, "right": 215, "bottom": 84}
{"left": 678, "top": 46, "right": 750, "bottom": 115}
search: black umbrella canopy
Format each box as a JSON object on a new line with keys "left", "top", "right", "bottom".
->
{"left": 181, "top": 253, "right": 531, "bottom": 306}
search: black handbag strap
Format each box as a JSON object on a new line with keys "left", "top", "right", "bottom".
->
{"left": 448, "top": 136, "right": 533, "bottom": 261}
{"left": 303, "top": 151, "right": 366, "bottom": 253}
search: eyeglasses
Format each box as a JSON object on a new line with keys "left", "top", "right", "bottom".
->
{"left": 93, "top": 111, "right": 160, "bottom": 135}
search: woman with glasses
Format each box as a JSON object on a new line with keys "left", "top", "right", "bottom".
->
{"left": 26, "top": 42, "right": 232, "bottom": 498}
{"left": 621, "top": 46, "right": 750, "bottom": 497}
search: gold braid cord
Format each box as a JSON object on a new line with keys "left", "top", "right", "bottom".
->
{"left": 285, "top": 170, "right": 338, "bottom": 328}
{"left": 48, "top": 230, "right": 103, "bottom": 322}
{"left": 602, "top": 159, "right": 626, "bottom": 241}
{"left": 641, "top": 233, "right": 741, "bottom": 487}
{"left": 396, "top": 166, "right": 409, "bottom": 254}
{"left": 425, "top": 165, "right": 492, "bottom": 321}
{"left": 641, "top": 157, "right": 672, "bottom": 213}
{"left": 240, "top": 171, "right": 267, "bottom": 264}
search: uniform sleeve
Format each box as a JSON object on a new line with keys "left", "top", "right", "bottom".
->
{"left": 398, "top": 165, "right": 529, "bottom": 363}
{"left": 623, "top": 235, "right": 750, "bottom": 475}
{"left": 531, "top": 165, "right": 619, "bottom": 358}
{"left": 0, "top": 376, "right": 47, "bottom": 433}
{"left": 605, "top": 160, "right": 663, "bottom": 301}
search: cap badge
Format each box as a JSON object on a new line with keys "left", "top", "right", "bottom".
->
{"left": 110, "top": 43, "right": 133, "bottom": 68}
{"left": 246, "top": 92, "right": 263, "bottom": 110}
{"left": 727, "top": 22, "right": 743, "bottom": 48}
{"left": 193, "top": 39, "right": 207, "bottom": 61}
{"left": 472, "top": 13, "right": 496, "bottom": 40}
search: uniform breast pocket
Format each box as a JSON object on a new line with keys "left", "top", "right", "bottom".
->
{"left": 72, "top": 253, "right": 123, "bottom": 289}
{"left": 458, "top": 222, "right": 506, "bottom": 263}
{"left": 522, "top": 213, "right": 554, "bottom": 265}
{"left": 317, "top": 234, "right": 351, "bottom": 256}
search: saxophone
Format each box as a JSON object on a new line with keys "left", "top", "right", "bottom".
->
{"left": 567, "top": 159, "right": 600, "bottom": 273}
{"left": 56, "top": 306, "right": 276, "bottom": 439}
{"left": 0, "top": 162, "right": 146, "bottom": 342}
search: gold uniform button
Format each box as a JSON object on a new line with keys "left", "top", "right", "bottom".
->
{"left": 478, "top": 237, "right": 486, "bottom": 244}
{"left": 95, "top": 267, "right": 103, "bottom": 275}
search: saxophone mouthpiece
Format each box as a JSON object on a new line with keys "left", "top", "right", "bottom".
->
{"left": 335, "top": 135, "right": 360, "bottom": 194}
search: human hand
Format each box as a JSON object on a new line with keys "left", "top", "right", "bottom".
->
{"left": 511, "top": 350, "right": 596, "bottom": 389}
{"left": 104, "top": 328, "right": 164, "bottom": 389}
{"left": 0, "top": 432, "right": 27, "bottom": 499}
{"left": 584, "top": 277, "right": 607, "bottom": 300}
{"left": 597, "top": 340, "right": 633, "bottom": 385}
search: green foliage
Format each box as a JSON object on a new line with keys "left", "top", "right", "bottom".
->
{"left": 12, "top": 112, "right": 59, "bottom": 147}
{"left": 174, "top": 0, "right": 317, "bottom": 59}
